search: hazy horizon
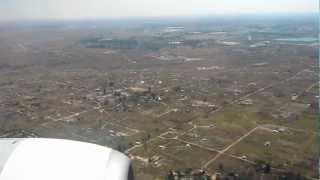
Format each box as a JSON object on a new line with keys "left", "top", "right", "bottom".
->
{"left": 0, "top": 0, "right": 318, "bottom": 22}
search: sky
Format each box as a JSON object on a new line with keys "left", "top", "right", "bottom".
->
{"left": 0, "top": 0, "right": 318, "bottom": 21}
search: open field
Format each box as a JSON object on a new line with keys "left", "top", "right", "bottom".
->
{"left": 0, "top": 15, "right": 318, "bottom": 179}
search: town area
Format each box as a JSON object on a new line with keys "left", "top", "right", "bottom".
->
{"left": 0, "top": 15, "right": 318, "bottom": 179}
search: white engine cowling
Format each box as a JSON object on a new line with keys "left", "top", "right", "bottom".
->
{"left": 0, "top": 138, "right": 133, "bottom": 180}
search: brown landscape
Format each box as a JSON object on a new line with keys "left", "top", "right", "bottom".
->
{"left": 0, "top": 16, "right": 318, "bottom": 179}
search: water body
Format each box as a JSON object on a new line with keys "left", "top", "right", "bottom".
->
{"left": 275, "top": 37, "right": 318, "bottom": 42}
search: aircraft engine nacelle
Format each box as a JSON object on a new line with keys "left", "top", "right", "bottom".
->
{"left": 0, "top": 138, "right": 133, "bottom": 180}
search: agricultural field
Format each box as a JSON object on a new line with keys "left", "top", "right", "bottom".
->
{"left": 0, "top": 15, "right": 318, "bottom": 179}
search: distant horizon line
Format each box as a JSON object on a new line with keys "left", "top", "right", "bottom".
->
{"left": 0, "top": 12, "right": 318, "bottom": 24}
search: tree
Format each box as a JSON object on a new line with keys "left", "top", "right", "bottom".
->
{"left": 218, "top": 163, "right": 224, "bottom": 172}
{"left": 173, "top": 86, "right": 181, "bottom": 92}
{"left": 166, "top": 170, "right": 174, "bottom": 180}
{"left": 117, "top": 144, "right": 124, "bottom": 152}
{"left": 114, "top": 91, "right": 121, "bottom": 97}
{"left": 147, "top": 133, "right": 151, "bottom": 140}
{"left": 150, "top": 93, "right": 156, "bottom": 100}
{"left": 103, "top": 88, "right": 106, "bottom": 95}
{"left": 142, "top": 138, "right": 148, "bottom": 151}
{"left": 109, "top": 82, "right": 114, "bottom": 87}
{"left": 264, "top": 163, "right": 271, "bottom": 174}
{"left": 294, "top": 173, "right": 302, "bottom": 180}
